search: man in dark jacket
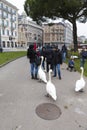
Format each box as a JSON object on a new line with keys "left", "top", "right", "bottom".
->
{"left": 40, "top": 47, "right": 46, "bottom": 70}
{"left": 45, "top": 48, "right": 53, "bottom": 72}
{"left": 53, "top": 46, "right": 62, "bottom": 79}
{"left": 80, "top": 46, "right": 87, "bottom": 67}
{"left": 27, "top": 44, "right": 38, "bottom": 79}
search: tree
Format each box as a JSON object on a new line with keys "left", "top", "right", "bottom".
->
{"left": 24, "top": 0, "right": 87, "bottom": 51}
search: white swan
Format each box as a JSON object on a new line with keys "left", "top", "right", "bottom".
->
{"left": 75, "top": 67, "right": 86, "bottom": 92}
{"left": 46, "top": 69, "right": 57, "bottom": 100}
{"left": 38, "top": 56, "right": 47, "bottom": 83}
{"left": 71, "top": 55, "right": 78, "bottom": 59}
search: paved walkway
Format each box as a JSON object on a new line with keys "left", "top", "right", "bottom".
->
{"left": 0, "top": 57, "right": 87, "bottom": 130}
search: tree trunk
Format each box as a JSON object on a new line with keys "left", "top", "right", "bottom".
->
{"left": 72, "top": 20, "right": 78, "bottom": 52}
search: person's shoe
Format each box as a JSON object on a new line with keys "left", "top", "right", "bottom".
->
{"left": 67, "top": 67, "right": 69, "bottom": 70}
{"left": 31, "top": 74, "right": 34, "bottom": 79}
{"left": 52, "top": 75, "right": 56, "bottom": 77}
{"left": 59, "top": 76, "right": 61, "bottom": 80}
{"left": 35, "top": 74, "right": 38, "bottom": 80}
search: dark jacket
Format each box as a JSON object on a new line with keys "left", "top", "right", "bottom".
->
{"left": 53, "top": 49, "right": 62, "bottom": 65}
{"left": 61, "top": 44, "right": 67, "bottom": 53}
{"left": 40, "top": 47, "right": 46, "bottom": 61}
{"left": 81, "top": 50, "right": 87, "bottom": 59}
{"left": 27, "top": 45, "right": 36, "bottom": 63}
{"left": 46, "top": 49, "right": 53, "bottom": 64}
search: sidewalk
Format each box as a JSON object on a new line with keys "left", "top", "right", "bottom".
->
{"left": 0, "top": 57, "right": 87, "bottom": 130}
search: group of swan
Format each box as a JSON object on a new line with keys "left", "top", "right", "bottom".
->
{"left": 38, "top": 56, "right": 86, "bottom": 101}
{"left": 75, "top": 67, "right": 85, "bottom": 92}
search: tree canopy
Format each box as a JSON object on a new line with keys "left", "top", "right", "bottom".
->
{"left": 24, "top": 0, "right": 87, "bottom": 51}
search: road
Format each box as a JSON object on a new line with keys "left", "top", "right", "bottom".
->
{"left": 0, "top": 56, "right": 87, "bottom": 130}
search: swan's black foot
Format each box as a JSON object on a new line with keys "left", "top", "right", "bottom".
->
{"left": 79, "top": 89, "right": 84, "bottom": 92}
{"left": 45, "top": 93, "right": 50, "bottom": 97}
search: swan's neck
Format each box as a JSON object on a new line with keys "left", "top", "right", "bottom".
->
{"left": 81, "top": 68, "right": 84, "bottom": 78}
{"left": 41, "top": 58, "right": 43, "bottom": 66}
{"left": 49, "top": 71, "right": 51, "bottom": 82}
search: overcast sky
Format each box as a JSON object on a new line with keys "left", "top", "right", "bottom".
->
{"left": 7, "top": 0, "right": 87, "bottom": 38}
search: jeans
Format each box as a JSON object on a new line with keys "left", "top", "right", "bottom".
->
{"left": 34, "top": 63, "right": 38, "bottom": 75}
{"left": 62, "top": 52, "right": 66, "bottom": 62}
{"left": 53, "top": 64, "right": 61, "bottom": 78}
{"left": 80, "top": 58, "right": 85, "bottom": 67}
{"left": 30, "top": 62, "right": 38, "bottom": 76}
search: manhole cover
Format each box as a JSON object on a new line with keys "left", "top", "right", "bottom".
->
{"left": 35, "top": 103, "right": 61, "bottom": 120}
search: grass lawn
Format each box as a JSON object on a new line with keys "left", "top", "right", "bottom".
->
{"left": 0, "top": 51, "right": 27, "bottom": 66}
{"left": 66, "top": 51, "right": 87, "bottom": 77}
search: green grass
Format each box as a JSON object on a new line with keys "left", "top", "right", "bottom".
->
{"left": 0, "top": 51, "right": 27, "bottom": 66}
{"left": 66, "top": 51, "right": 87, "bottom": 77}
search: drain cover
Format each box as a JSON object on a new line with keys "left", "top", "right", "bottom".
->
{"left": 36, "top": 103, "right": 61, "bottom": 120}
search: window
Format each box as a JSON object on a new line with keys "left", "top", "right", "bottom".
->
{"left": 2, "top": 29, "right": 5, "bottom": 35}
{"left": 7, "top": 30, "right": 9, "bottom": 36}
{"left": 3, "top": 41, "right": 5, "bottom": 47}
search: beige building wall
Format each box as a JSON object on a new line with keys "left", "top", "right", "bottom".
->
{"left": 43, "top": 23, "right": 65, "bottom": 45}
{"left": 18, "top": 13, "right": 43, "bottom": 47}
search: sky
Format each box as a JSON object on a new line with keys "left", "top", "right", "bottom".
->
{"left": 7, "top": 0, "right": 87, "bottom": 38}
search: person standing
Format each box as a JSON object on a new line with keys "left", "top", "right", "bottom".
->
{"left": 46, "top": 47, "right": 53, "bottom": 72}
{"left": 53, "top": 46, "right": 62, "bottom": 79}
{"left": 80, "top": 46, "right": 87, "bottom": 67}
{"left": 27, "top": 44, "right": 38, "bottom": 79}
{"left": 40, "top": 46, "right": 46, "bottom": 70}
{"left": 61, "top": 44, "right": 67, "bottom": 62}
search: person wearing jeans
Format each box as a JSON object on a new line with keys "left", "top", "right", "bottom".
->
{"left": 53, "top": 46, "right": 62, "bottom": 79}
{"left": 61, "top": 44, "right": 67, "bottom": 62}
{"left": 27, "top": 44, "right": 38, "bottom": 79}
{"left": 54, "top": 64, "right": 61, "bottom": 79}
{"left": 80, "top": 46, "right": 87, "bottom": 68}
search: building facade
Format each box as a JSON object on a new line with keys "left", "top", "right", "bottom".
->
{"left": 43, "top": 22, "right": 73, "bottom": 48}
{"left": 0, "top": 0, "right": 18, "bottom": 48}
{"left": 65, "top": 22, "right": 73, "bottom": 45}
{"left": 18, "top": 13, "right": 43, "bottom": 48}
